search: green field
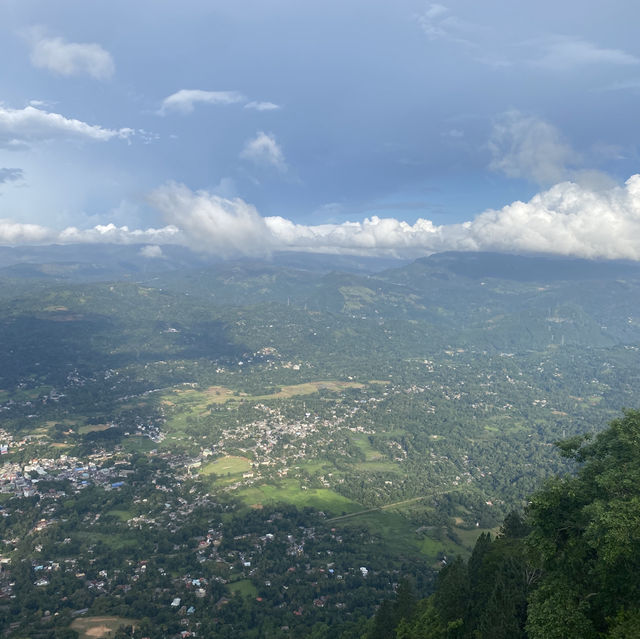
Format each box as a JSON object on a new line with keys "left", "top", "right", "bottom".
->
{"left": 351, "top": 433, "right": 384, "bottom": 461}
{"left": 238, "top": 480, "right": 361, "bottom": 515}
{"left": 200, "top": 455, "right": 252, "bottom": 477}
{"left": 228, "top": 579, "right": 258, "bottom": 598}
{"left": 167, "top": 380, "right": 364, "bottom": 409}
{"left": 107, "top": 509, "right": 133, "bottom": 522}
{"left": 78, "top": 423, "right": 113, "bottom": 435}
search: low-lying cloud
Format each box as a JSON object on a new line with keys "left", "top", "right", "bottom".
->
{"left": 3, "top": 176, "right": 640, "bottom": 261}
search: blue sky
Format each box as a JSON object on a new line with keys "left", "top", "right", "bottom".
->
{"left": 1, "top": 0, "right": 640, "bottom": 259}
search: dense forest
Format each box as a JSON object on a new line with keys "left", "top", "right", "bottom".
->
{"left": 364, "top": 410, "right": 640, "bottom": 639}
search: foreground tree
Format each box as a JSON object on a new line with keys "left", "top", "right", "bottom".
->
{"left": 371, "top": 410, "right": 640, "bottom": 638}
{"left": 526, "top": 409, "right": 640, "bottom": 638}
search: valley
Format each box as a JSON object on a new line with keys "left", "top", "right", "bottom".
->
{"left": 1, "top": 249, "right": 640, "bottom": 637}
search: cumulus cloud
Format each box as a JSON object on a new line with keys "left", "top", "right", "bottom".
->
{"left": 5, "top": 177, "right": 640, "bottom": 261}
{"left": 533, "top": 36, "right": 640, "bottom": 71}
{"left": 244, "top": 101, "right": 280, "bottom": 111}
{"left": 0, "top": 105, "right": 133, "bottom": 148}
{"left": 159, "top": 90, "right": 245, "bottom": 114}
{"left": 488, "top": 111, "right": 579, "bottom": 186}
{"left": 0, "top": 168, "right": 24, "bottom": 184}
{"left": 0, "top": 220, "right": 53, "bottom": 244}
{"left": 146, "top": 178, "right": 640, "bottom": 261}
{"left": 57, "top": 224, "right": 181, "bottom": 245}
{"left": 148, "top": 177, "right": 640, "bottom": 260}
{"left": 464, "top": 176, "right": 640, "bottom": 259}
{"left": 0, "top": 221, "right": 181, "bottom": 246}
{"left": 148, "top": 182, "right": 273, "bottom": 256}
{"left": 27, "top": 29, "right": 115, "bottom": 80}
{"left": 240, "top": 131, "right": 287, "bottom": 172}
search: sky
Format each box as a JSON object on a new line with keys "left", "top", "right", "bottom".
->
{"left": 1, "top": 0, "right": 640, "bottom": 259}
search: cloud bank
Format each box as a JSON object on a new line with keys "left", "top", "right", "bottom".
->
{"left": 3, "top": 176, "right": 640, "bottom": 261}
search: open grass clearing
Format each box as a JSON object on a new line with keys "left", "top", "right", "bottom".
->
{"left": 354, "top": 460, "right": 400, "bottom": 473}
{"left": 351, "top": 433, "right": 384, "bottom": 462}
{"left": 78, "top": 532, "right": 139, "bottom": 551}
{"left": 227, "top": 579, "right": 258, "bottom": 598}
{"left": 78, "top": 424, "right": 113, "bottom": 435}
{"left": 237, "top": 480, "right": 361, "bottom": 515}
{"left": 167, "top": 380, "right": 364, "bottom": 410}
{"left": 200, "top": 455, "right": 252, "bottom": 477}
{"left": 71, "top": 616, "right": 137, "bottom": 638}
{"left": 107, "top": 509, "right": 133, "bottom": 522}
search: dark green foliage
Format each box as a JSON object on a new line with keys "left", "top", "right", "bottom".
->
{"left": 376, "top": 411, "right": 640, "bottom": 638}
{"left": 526, "top": 409, "right": 640, "bottom": 638}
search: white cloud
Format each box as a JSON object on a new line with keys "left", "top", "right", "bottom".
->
{"left": 146, "top": 178, "right": 640, "bottom": 261}
{"left": 148, "top": 182, "right": 273, "bottom": 256}
{"left": 27, "top": 30, "right": 115, "bottom": 80}
{"left": 488, "top": 111, "right": 579, "bottom": 186}
{"left": 56, "top": 223, "right": 181, "bottom": 245}
{"left": 240, "top": 131, "right": 287, "bottom": 172}
{"left": 244, "top": 101, "right": 281, "bottom": 111}
{"left": 159, "top": 90, "right": 245, "bottom": 114}
{"left": 139, "top": 244, "right": 164, "bottom": 258}
{"left": 0, "top": 219, "right": 53, "bottom": 244}
{"left": 463, "top": 176, "right": 640, "bottom": 260}
{"left": 149, "top": 177, "right": 640, "bottom": 260}
{"left": 5, "top": 177, "right": 640, "bottom": 261}
{"left": 0, "top": 105, "right": 133, "bottom": 148}
{"left": 533, "top": 36, "right": 640, "bottom": 71}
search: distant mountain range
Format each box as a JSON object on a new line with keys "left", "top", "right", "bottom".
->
{"left": 2, "top": 244, "right": 640, "bottom": 284}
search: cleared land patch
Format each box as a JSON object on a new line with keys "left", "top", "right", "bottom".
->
{"left": 238, "top": 481, "right": 361, "bottom": 515}
{"left": 227, "top": 579, "right": 258, "bottom": 597}
{"left": 167, "top": 380, "right": 364, "bottom": 409}
{"left": 71, "top": 616, "right": 137, "bottom": 638}
{"left": 200, "top": 455, "right": 252, "bottom": 477}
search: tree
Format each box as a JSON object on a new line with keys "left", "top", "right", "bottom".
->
{"left": 526, "top": 410, "right": 640, "bottom": 638}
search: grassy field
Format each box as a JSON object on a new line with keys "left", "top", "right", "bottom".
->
{"left": 71, "top": 616, "right": 137, "bottom": 638}
{"left": 237, "top": 480, "right": 361, "bottom": 515}
{"left": 78, "top": 424, "right": 113, "bottom": 435}
{"left": 200, "top": 455, "right": 252, "bottom": 477}
{"left": 227, "top": 579, "right": 258, "bottom": 598}
{"left": 169, "top": 380, "right": 364, "bottom": 407}
{"left": 107, "top": 509, "right": 133, "bottom": 522}
{"left": 354, "top": 460, "right": 400, "bottom": 473}
{"left": 78, "top": 532, "right": 139, "bottom": 551}
{"left": 351, "top": 433, "right": 384, "bottom": 461}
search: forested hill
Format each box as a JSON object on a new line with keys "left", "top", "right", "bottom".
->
{"left": 362, "top": 410, "right": 640, "bottom": 639}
